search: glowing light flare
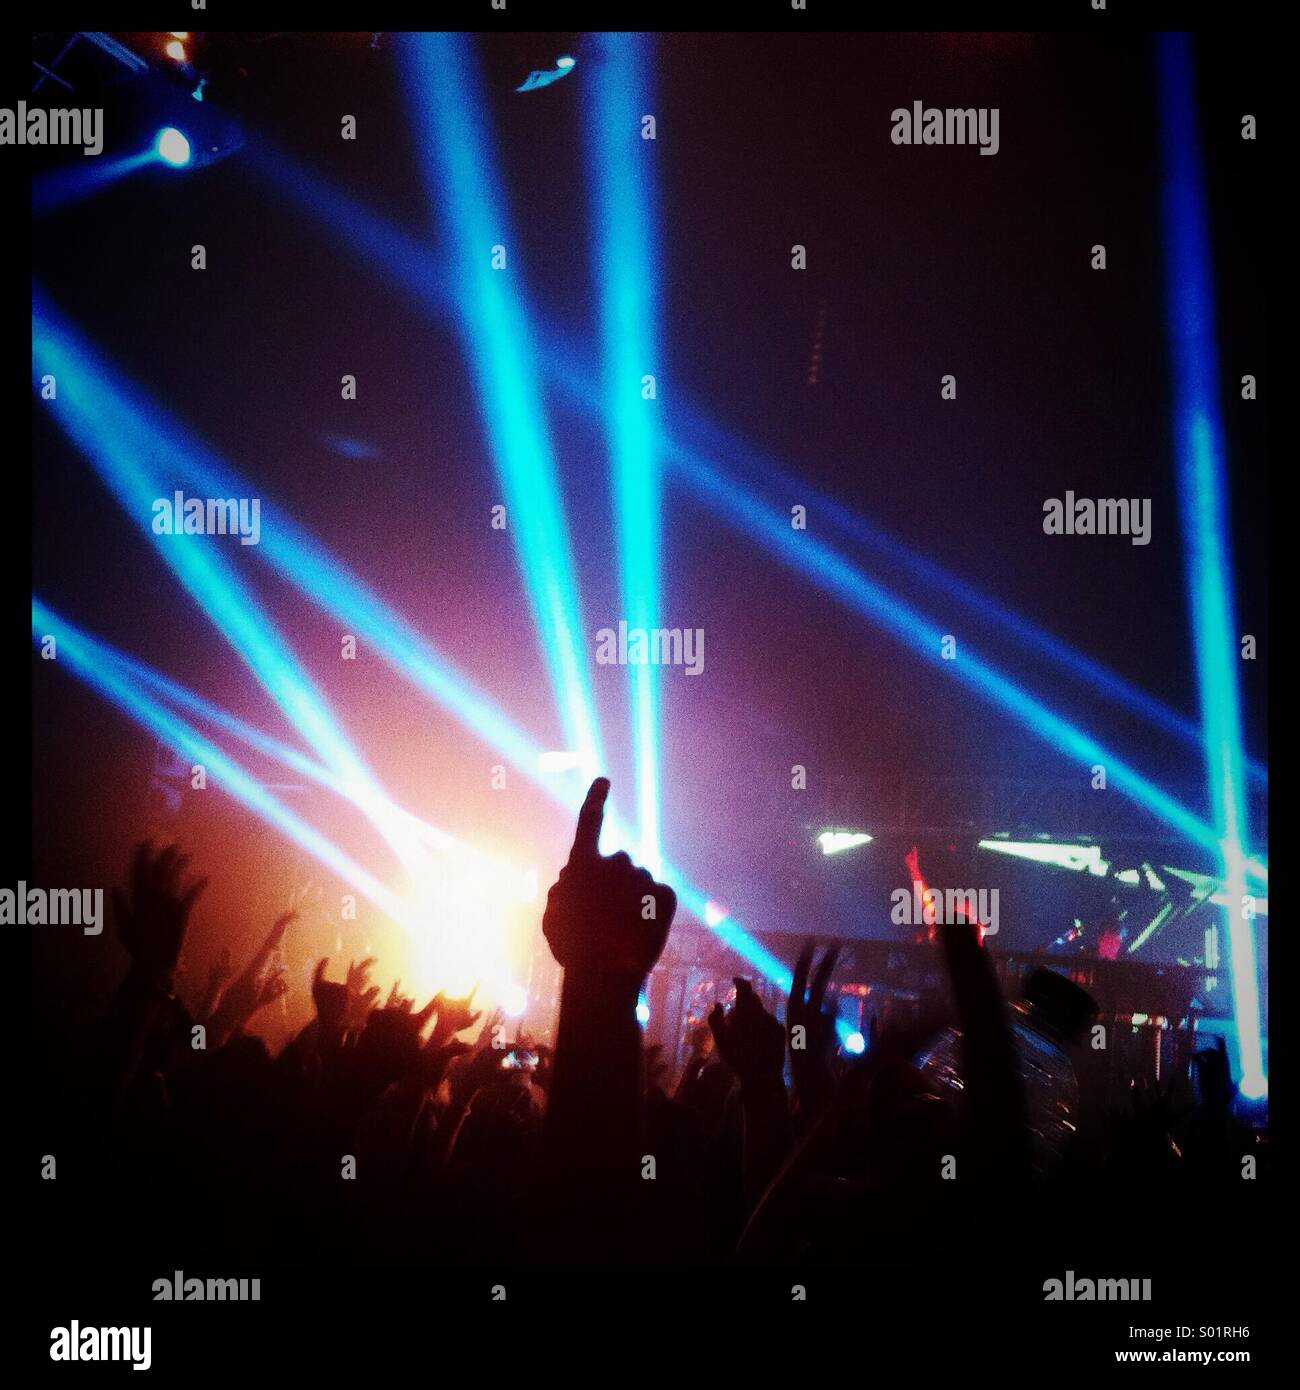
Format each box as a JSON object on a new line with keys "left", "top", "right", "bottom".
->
{"left": 29, "top": 287, "right": 883, "bottom": 1014}
{"left": 397, "top": 844, "right": 532, "bottom": 1004}
{"left": 818, "top": 830, "right": 873, "bottom": 856}
{"left": 38, "top": 596, "right": 542, "bottom": 1018}
{"left": 978, "top": 840, "right": 1109, "bottom": 876}
{"left": 154, "top": 127, "right": 191, "bottom": 166}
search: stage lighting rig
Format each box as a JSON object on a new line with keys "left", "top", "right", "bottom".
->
{"left": 139, "top": 74, "right": 243, "bottom": 172}
{"left": 515, "top": 57, "right": 578, "bottom": 92}
{"left": 490, "top": 35, "right": 583, "bottom": 93}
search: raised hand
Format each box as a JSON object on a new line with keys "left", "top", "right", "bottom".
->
{"left": 538, "top": 779, "right": 678, "bottom": 1259}
{"left": 430, "top": 989, "right": 482, "bottom": 1046}
{"left": 197, "top": 945, "right": 234, "bottom": 1022}
{"left": 209, "top": 911, "right": 296, "bottom": 1042}
{"left": 935, "top": 912, "right": 1028, "bottom": 1177}
{"left": 709, "top": 978, "right": 786, "bottom": 1088}
{"left": 250, "top": 969, "right": 289, "bottom": 1013}
{"left": 710, "top": 977, "right": 793, "bottom": 1205}
{"left": 353, "top": 994, "right": 440, "bottom": 1092}
{"left": 345, "top": 957, "right": 380, "bottom": 1029}
{"left": 476, "top": 1005, "right": 504, "bottom": 1047}
{"left": 542, "top": 777, "right": 676, "bottom": 985}
{"left": 112, "top": 841, "right": 208, "bottom": 989}
{"left": 312, "top": 957, "right": 350, "bottom": 1042}
{"left": 787, "top": 941, "right": 841, "bottom": 1121}
{"left": 207, "top": 946, "right": 233, "bottom": 994}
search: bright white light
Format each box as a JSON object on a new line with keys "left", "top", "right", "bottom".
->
{"left": 1239, "top": 1073, "right": 1268, "bottom": 1100}
{"left": 703, "top": 900, "right": 729, "bottom": 927}
{"left": 844, "top": 1031, "right": 866, "bottom": 1054}
{"left": 538, "top": 750, "right": 584, "bottom": 772}
{"left": 154, "top": 128, "right": 191, "bottom": 167}
{"left": 979, "top": 839, "right": 1107, "bottom": 875}
{"left": 517, "top": 867, "right": 539, "bottom": 903}
{"left": 502, "top": 984, "right": 528, "bottom": 1017}
{"left": 399, "top": 840, "right": 530, "bottom": 1005}
{"left": 818, "top": 830, "right": 873, "bottom": 856}
{"left": 165, "top": 39, "right": 187, "bottom": 62}
{"left": 556, "top": 55, "right": 576, "bottom": 69}
{"left": 635, "top": 999, "right": 650, "bottom": 1024}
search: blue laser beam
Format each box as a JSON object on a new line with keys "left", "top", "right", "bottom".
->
{"left": 40, "top": 591, "right": 791, "bottom": 1025}
{"left": 238, "top": 143, "right": 1244, "bottom": 861}
{"left": 402, "top": 32, "right": 605, "bottom": 786}
{"left": 667, "top": 439, "right": 1233, "bottom": 857}
{"left": 32, "top": 287, "right": 425, "bottom": 876}
{"left": 31, "top": 150, "right": 157, "bottom": 219}
{"left": 586, "top": 31, "right": 666, "bottom": 873}
{"left": 41, "top": 118, "right": 1257, "bottom": 1023}
{"left": 32, "top": 598, "right": 413, "bottom": 927}
{"left": 1156, "top": 33, "right": 1265, "bottom": 1099}
{"left": 38, "top": 600, "right": 539, "bottom": 902}
{"left": 32, "top": 294, "right": 776, "bottom": 984}
{"left": 667, "top": 391, "right": 1268, "bottom": 787}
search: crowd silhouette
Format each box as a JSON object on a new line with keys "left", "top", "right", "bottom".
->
{"left": 42, "top": 775, "right": 1256, "bottom": 1268}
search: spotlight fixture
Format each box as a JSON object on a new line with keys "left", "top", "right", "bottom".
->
{"left": 153, "top": 126, "right": 191, "bottom": 166}
{"left": 515, "top": 54, "right": 578, "bottom": 92}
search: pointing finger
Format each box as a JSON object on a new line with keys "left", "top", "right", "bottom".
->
{"left": 568, "top": 776, "right": 610, "bottom": 864}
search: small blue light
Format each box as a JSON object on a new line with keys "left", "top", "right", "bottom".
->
{"left": 155, "top": 127, "right": 191, "bottom": 167}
